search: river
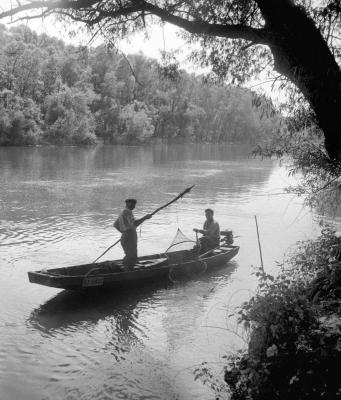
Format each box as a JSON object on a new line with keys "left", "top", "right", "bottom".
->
{"left": 0, "top": 144, "right": 326, "bottom": 400}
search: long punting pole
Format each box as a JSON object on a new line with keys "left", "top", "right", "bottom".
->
{"left": 149, "top": 185, "right": 195, "bottom": 216}
{"left": 93, "top": 238, "right": 121, "bottom": 263}
{"left": 254, "top": 215, "right": 264, "bottom": 271}
{"left": 92, "top": 185, "right": 195, "bottom": 263}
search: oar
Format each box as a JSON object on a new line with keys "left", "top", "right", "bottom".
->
{"left": 92, "top": 185, "right": 195, "bottom": 263}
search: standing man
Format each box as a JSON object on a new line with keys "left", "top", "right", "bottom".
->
{"left": 114, "top": 199, "right": 152, "bottom": 267}
{"left": 194, "top": 208, "right": 220, "bottom": 252}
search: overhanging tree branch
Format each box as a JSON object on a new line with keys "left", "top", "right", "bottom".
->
{"left": 138, "top": 2, "right": 268, "bottom": 43}
{"left": 0, "top": 0, "right": 269, "bottom": 44}
{"left": 0, "top": 0, "right": 99, "bottom": 19}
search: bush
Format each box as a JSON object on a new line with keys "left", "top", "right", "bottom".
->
{"left": 222, "top": 227, "right": 341, "bottom": 400}
{"left": 44, "top": 86, "right": 97, "bottom": 145}
{"left": 0, "top": 93, "right": 42, "bottom": 145}
{"left": 116, "top": 100, "right": 155, "bottom": 144}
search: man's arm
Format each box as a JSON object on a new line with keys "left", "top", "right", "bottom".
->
{"left": 134, "top": 214, "right": 152, "bottom": 227}
{"left": 195, "top": 222, "right": 219, "bottom": 237}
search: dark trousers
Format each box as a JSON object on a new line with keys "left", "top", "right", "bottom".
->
{"left": 121, "top": 229, "right": 138, "bottom": 267}
{"left": 199, "top": 236, "right": 220, "bottom": 253}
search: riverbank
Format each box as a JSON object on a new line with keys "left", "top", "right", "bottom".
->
{"left": 0, "top": 137, "right": 256, "bottom": 147}
{"left": 223, "top": 227, "right": 341, "bottom": 400}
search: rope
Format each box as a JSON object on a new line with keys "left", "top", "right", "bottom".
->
{"left": 196, "top": 260, "right": 208, "bottom": 275}
{"left": 168, "top": 266, "right": 181, "bottom": 283}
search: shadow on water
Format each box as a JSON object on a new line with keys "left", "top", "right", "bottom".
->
{"left": 27, "top": 284, "right": 163, "bottom": 333}
{"left": 27, "top": 261, "right": 238, "bottom": 335}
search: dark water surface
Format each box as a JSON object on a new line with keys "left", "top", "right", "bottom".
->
{"left": 0, "top": 144, "right": 321, "bottom": 400}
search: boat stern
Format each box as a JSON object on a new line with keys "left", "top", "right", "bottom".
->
{"left": 27, "top": 271, "right": 73, "bottom": 289}
{"left": 28, "top": 271, "right": 54, "bottom": 287}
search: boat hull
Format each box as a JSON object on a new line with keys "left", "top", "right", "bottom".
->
{"left": 28, "top": 246, "right": 239, "bottom": 290}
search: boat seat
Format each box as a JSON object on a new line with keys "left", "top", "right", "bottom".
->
{"left": 137, "top": 260, "right": 155, "bottom": 265}
{"left": 133, "top": 258, "right": 167, "bottom": 269}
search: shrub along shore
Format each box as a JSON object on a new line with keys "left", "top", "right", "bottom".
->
{"left": 222, "top": 227, "right": 341, "bottom": 400}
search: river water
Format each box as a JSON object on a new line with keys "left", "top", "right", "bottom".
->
{"left": 0, "top": 144, "right": 326, "bottom": 400}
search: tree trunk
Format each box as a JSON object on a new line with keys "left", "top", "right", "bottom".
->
{"left": 258, "top": 0, "right": 341, "bottom": 159}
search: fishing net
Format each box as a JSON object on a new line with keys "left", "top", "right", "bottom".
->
{"left": 165, "top": 229, "right": 207, "bottom": 282}
{"left": 165, "top": 228, "right": 196, "bottom": 254}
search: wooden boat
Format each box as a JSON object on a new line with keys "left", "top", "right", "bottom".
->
{"left": 28, "top": 239, "right": 239, "bottom": 291}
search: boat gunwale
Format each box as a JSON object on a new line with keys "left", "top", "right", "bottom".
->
{"left": 29, "top": 245, "right": 240, "bottom": 279}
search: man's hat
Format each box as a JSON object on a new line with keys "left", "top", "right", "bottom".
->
{"left": 125, "top": 198, "right": 137, "bottom": 204}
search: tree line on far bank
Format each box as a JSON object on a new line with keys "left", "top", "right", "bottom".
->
{"left": 0, "top": 24, "right": 280, "bottom": 146}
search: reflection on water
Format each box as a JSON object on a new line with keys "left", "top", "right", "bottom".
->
{"left": 28, "top": 284, "right": 165, "bottom": 333}
{"left": 23, "top": 266, "right": 237, "bottom": 400}
{"left": 28, "top": 264, "right": 236, "bottom": 335}
{"left": 0, "top": 144, "right": 321, "bottom": 400}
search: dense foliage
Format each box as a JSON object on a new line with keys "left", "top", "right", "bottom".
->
{"left": 253, "top": 120, "right": 341, "bottom": 214}
{"left": 222, "top": 227, "right": 341, "bottom": 400}
{"left": 0, "top": 24, "right": 278, "bottom": 146}
{"left": 1, "top": 1, "right": 340, "bottom": 158}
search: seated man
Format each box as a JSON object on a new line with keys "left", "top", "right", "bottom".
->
{"left": 194, "top": 208, "right": 220, "bottom": 253}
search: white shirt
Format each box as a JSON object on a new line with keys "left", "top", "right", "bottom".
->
{"left": 114, "top": 208, "right": 135, "bottom": 232}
